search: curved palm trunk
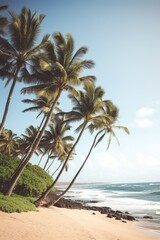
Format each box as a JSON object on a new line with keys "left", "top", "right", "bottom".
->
{"left": 34, "top": 121, "right": 88, "bottom": 207}
{"left": 8, "top": 114, "right": 47, "bottom": 181}
{"left": 0, "top": 67, "right": 20, "bottom": 135}
{"left": 43, "top": 151, "right": 52, "bottom": 170}
{"left": 49, "top": 130, "right": 104, "bottom": 206}
{"left": 4, "top": 91, "right": 61, "bottom": 196}
{"left": 38, "top": 153, "right": 45, "bottom": 166}
{"left": 51, "top": 161, "right": 62, "bottom": 176}
{"left": 46, "top": 157, "right": 56, "bottom": 172}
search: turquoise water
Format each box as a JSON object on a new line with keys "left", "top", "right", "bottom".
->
{"left": 64, "top": 182, "right": 160, "bottom": 235}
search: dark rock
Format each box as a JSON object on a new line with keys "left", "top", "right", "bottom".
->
{"left": 116, "top": 210, "right": 123, "bottom": 214}
{"left": 122, "top": 214, "right": 135, "bottom": 221}
{"left": 143, "top": 215, "right": 153, "bottom": 219}
{"left": 92, "top": 212, "right": 96, "bottom": 215}
{"left": 115, "top": 216, "right": 121, "bottom": 220}
{"left": 107, "top": 213, "right": 113, "bottom": 218}
{"left": 122, "top": 220, "right": 127, "bottom": 223}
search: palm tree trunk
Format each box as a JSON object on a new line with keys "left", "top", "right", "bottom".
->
{"left": 38, "top": 153, "right": 45, "bottom": 166}
{"left": 43, "top": 152, "right": 52, "bottom": 170}
{"left": 8, "top": 114, "right": 47, "bottom": 182}
{"left": 52, "top": 130, "right": 105, "bottom": 206}
{"left": 34, "top": 121, "right": 88, "bottom": 207}
{"left": 0, "top": 67, "right": 20, "bottom": 135}
{"left": 4, "top": 91, "right": 61, "bottom": 196}
{"left": 51, "top": 161, "right": 62, "bottom": 176}
{"left": 46, "top": 157, "right": 56, "bottom": 172}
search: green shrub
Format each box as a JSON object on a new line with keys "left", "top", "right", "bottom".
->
{"left": 0, "top": 154, "right": 53, "bottom": 197}
{"left": 0, "top": 193, "right": 37, "bottom": 213}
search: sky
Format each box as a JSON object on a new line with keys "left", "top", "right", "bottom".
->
{"left": 0, "top": 0, "right": 160, "bottom": 184}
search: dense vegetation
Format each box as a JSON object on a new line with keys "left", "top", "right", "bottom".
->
{"left": 0, "top": 154, "right": 53, "bottom": 197}
{"left": 0, "top": 5, "right": 129, "bottom": 212}
{"left": 0, "top": 193, "right": 36, "bottom": 213}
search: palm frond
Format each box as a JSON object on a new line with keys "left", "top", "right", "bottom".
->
{"left": 113, "top": 126, "right": 130, "bottom": 135}
{"left": 71, "top": 47, "right": 88, "bottom": 63}
{"left": 107, "top": 129, "right": 120, "bottom": 149}
{"left": 53, "top": 32, "right": 66, "bottom": 65}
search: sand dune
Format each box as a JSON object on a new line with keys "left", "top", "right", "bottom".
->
{"left": 0, "top": 207, "right": 158, "bottom": 240}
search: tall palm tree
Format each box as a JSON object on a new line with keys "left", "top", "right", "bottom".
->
{"left": 0, "top": 5, "right": 8, "bottom": 36}
{"left": 22, "top": 95, "right": 56, "bottom": 159}
{"left": 52, "top": 102, "right": 129, "bottom": 205}
{"left": 45, "top": 141, "right": 75, "bottom": 175}
{"left": 0, "top": 128, "right": 20, "bottom": 157}
{"left": 34, "top": 81, "right": 110, "bottom": 206}
{"left": 19, "top": 125, "right": 40, "bottom": 158}
{"left": 0, "top": 7, "right": 48, "bottom": 135}
{"left": 4, "top": 32, "right": 95, "bottom": 196}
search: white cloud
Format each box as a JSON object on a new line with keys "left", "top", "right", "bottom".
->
{"left": 134, "top": 118, "right": 154, "bottom": 128}
{"left": 133, "top": 107, "right": 156, "bottom": 128}
{"left": 136, "top": 107, "right": 155, "bottom": 118}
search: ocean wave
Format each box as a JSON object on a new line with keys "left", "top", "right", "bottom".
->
{"left": 149, "top": 191, "right": 160, "bottom": 195}
{"left": 149, "top": 183, "right": 160, "bottom": 186}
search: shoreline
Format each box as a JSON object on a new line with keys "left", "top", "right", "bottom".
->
{"left": 0, "top": 206, "right": 158, "bottom": 240}
{"left": 135, "top": 221, "right": 160, "bottom": 240}
{"left": 49, "top": 191, "right": 160, "bottom": 236}
{"left": 57, "top": 182, "right": 160, "bottom": 236}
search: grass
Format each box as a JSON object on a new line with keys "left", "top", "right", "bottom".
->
{"left": 0, "top": 193, "right": 37, "bottom": 213}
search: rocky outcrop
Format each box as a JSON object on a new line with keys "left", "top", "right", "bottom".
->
{"left": 46, "top": 193, "right": 136, "bottom": 222}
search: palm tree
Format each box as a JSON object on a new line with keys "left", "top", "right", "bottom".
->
{"left": 52, "top": 102, "right": 129, "bottom": 205}
{"left": 50, "top": 140, "right": 75, "bottom": 175}
{"left": 4, "top": 32, "right": 95, "bottom": 196}
{"left": 0, "top": 5, "right": 8, "bottom": 36}
{"left": 0, "top": 7, "right": 48, "bottom": 135}
{"left": 22, "top": 95, "right": 56, "bottom": 160}
{"left": 41, "top": 115, "right": 74, "bottom": 170}
{"left": 19, "top": 125, "right": 40, "bottom": 158}
{"left": 34, "top": 81, "right": 109, "bottom": 206}
{"left": 0, "top": 128, "right": 20, "bottom": 157}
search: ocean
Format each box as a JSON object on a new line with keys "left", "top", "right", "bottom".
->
{"left": 63, "top": 182, "right": 160, "bottom": 236}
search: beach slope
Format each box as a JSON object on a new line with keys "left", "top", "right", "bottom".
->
{"left": 0, "top": 207, "right": 157, "bottom": 240}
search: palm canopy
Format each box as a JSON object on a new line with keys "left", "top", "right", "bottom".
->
{"left": 21, "top": 32, "right": 96, "bottom": 97}
{"left": 88, "top": 101, "right": 129, "bottom": 149}
{"left": 62, "top": 81, "right": 113, "bottom": 132}
{"left": 19, "top": 125, "right": 40, "bottom": 157}
{"left": 0, "top": 128, "right": 19, "bottom": 157}
{"left": 22, "top": 95, "right": 56, "bottom": 119}
{"left": 41, "top": 115, "right": 74, "bottom": 158}
{"left": 40, "top": 115, "right": 74, "bottom": 171}
{"left": 0, "top": 5, "right": 8, "bottom": 36}
{"left": 0, "top": 7, "right": 47, "bottom": 82}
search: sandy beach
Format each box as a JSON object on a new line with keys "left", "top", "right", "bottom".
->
{"left": 0, "top": 207, "right": 158, "bottom": 240}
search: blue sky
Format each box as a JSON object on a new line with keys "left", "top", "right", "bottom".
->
{"left": 0, "top": 0, "right": 160, "bottom": 183}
